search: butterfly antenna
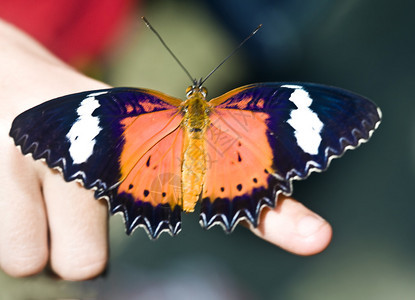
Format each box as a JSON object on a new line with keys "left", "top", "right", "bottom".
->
{"left": 200, "top": 24, "right": 263, "bottom": 86}
{"left": 141, "top": 17, "right": 196, "bottom": 85}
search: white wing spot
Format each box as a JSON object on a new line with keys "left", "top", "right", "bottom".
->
{"left": 287, "top": 88, "right": 323, "bottom": 155}
{"left": 87, "top": 91, "right": 108, "bottom": 97}
{"left": 281, "top": 84, "right": 302, "bottom": 89}
{"left": 66, "top": 92, "right": 105, "bottom": 164}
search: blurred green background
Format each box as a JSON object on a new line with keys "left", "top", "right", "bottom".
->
{"left": 1, "top": 0, "right": 414, "bottom": 299}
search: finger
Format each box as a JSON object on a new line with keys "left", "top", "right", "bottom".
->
{"left": 40, "top": 166, "right": 109, "bottom": 281}
{"left": 0, "top": 141, "right": 48, "bottom": 277}
{"left": 249, "top": 196, "right": 332, "bottom": 256}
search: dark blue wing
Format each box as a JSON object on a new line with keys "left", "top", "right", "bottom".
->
{"left": 9, "top": 88, "right": 183, "bottom": 238}
{"left": 200, "top": 82, "right": 381, "bottom": 231}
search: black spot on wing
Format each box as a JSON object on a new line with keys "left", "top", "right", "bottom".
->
{"left": 237, "top": 152, "right": 242, "bottom": 162}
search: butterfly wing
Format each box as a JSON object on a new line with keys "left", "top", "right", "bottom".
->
{"left": 201, "top": 83, "right": 381, "bottom": 231}
{"left": 9, "top": 88, "right": 184, "bottom": 238}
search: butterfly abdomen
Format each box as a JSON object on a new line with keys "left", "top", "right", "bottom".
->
{"left": 180, "top": 91, "right": 211, "bottom": 212}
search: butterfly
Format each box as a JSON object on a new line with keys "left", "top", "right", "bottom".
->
{"left": 9, "top": 81, "right": 381, "bottom": 239}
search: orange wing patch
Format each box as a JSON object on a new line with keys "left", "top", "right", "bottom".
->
{"left": 118, "top": 110, "right": 183, "bottom": 209}
{"left": 203, "top": 108, "right": 274, "bottom": 201}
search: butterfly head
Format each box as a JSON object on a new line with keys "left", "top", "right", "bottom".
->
{"left": 185, "top": 80, "right": 208, "bottom": 100}
{"left": 181, "top": 79, "right": 211, "bottom": 131}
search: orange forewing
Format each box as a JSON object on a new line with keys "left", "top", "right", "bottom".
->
{"left": 118, "top": 110, "right": 183, "bottom": 209}
{"left": 203, "top": 108, "right": 275, "bottom": 201}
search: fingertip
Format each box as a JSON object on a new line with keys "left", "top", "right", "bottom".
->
{"left": 42, "top": 173, "right": 109, "bottom": 281}
{"left": 0, "top": 143, "right": 49, "bottom": 278}
{"left": 292, "top": 215, "right": 332, "bottom": 256}
{"left": 250, "top": 196, "right": 333, "bottom": 256}
{"left": 51, "top": 247, "right": 108, "bottom": 281}
{"left": 0, "top": 245, "right": 49, "bottom": 278}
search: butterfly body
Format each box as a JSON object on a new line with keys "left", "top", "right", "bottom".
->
{"left": 9, "top": 82, "right": 381, "bottom": 238}
{"left": 180, "top": 86, "right": 211, "bottom": 212}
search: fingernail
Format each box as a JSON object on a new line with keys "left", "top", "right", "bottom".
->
{"left": 297, "top": 214, "right": 326, "bottom": 237}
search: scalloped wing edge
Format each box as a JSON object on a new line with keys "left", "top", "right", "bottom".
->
{"left": 198, "top": 107, "right": 382, "bottom": 232}
{"left": 9, "top": 129, "right": 181, "bottom": 240}
{"left": 9, "top": 106, "right": 381, "bottom": 237}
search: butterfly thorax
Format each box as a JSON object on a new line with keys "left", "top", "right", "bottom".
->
{"left": 180, "top": 89, "right": 211, "bottom": 212}
{"left": 180, "top": 89, "right": 211, "bottom": 136}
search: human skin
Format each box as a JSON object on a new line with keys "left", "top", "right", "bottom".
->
{"left": 0, "top": 19, "right": 332, "bottom": 281}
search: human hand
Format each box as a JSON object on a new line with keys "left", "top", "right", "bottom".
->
{"left": 0, "top": 19, "right": 331, "bottom": 281}
{"left": 0, "top": 20, "right": 110, "bottom": 281}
